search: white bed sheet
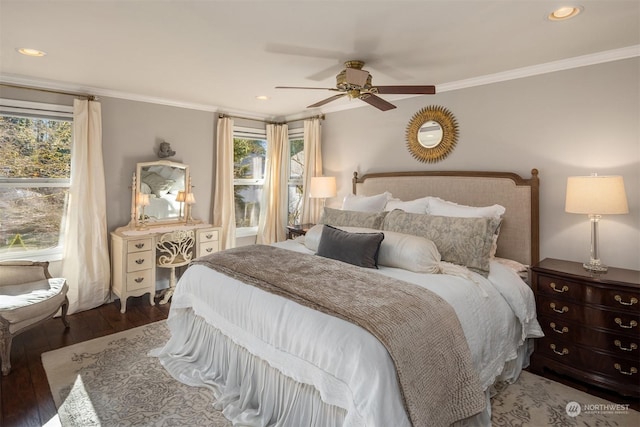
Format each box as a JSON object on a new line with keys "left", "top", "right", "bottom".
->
{"left": 155, "top": 239, "right": 543, "bottom": 426}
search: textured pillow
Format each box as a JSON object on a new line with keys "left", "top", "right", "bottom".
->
{"left": 377, "top": 231, "right": 443, "bottom": 273}
{"left": 427, "top": 197, "right": 505, "bottom": 218}
{"left": 316, "top": 225, "right": 384, "bottom": 268}
{"left": 382, "top": 209, "right": 501, "bottom": 277}
{"left": 384, "top": 196, "right": 432, "bottom": 214}
{"left": 321, "top": 207, "right": 388, "bottom": 229}
{"left": 342, "top": 192, "right": 392, "bottom": 212}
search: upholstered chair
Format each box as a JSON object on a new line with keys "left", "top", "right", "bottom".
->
{"left": 0, "top": 261, "right": 69, "bottom": 375}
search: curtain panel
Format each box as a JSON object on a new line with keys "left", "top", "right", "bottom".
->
{"left": 213, "top": 117, "right": 236, "bottom": 250}
{"left": 300, "top": 118, "right": 323, "bottom": 224}
{"left": 61, "top": 99, "right": 110, "bottom": 314}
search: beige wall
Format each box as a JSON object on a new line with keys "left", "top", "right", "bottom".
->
{"left": 322, "top": 58, "right": 640, "bottom": 270}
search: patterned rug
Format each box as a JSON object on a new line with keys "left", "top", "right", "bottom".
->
{"left": 42, "top": 321, "right": 639, "bottom": 426}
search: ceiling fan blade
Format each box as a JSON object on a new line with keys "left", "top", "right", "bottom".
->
{"left": 307, "top": 94, "right": 347, "bottom": 108}
{"left": 374, "top": 85, "right": 436, "bottom": 95}
{"left": 276, "top": 86, "right": 339, "bottom": 91}
{"left": 359, "top": 94, "right": 396, "bottom": 111}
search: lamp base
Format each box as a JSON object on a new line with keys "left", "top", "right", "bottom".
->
{"left": 583, "top": 261, "right": 608, "bottom": 273}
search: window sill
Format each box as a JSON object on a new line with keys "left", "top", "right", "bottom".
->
{"left": 0, "top": 247, "right": 64, "bottom": 262}
{"left": 235, "top": 226, "right": 258, "bottom": 238}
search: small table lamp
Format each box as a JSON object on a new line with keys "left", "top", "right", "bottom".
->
{"left": 184, "top": 192, "right": 196, "bottom": 224}
{"left": 309, "top": 176, "right": 337, "bottom": 208}
{"left": 136, "top": 193, "right": 151, "bottom": 229}
{"left": 565, "top": 174, "right": 629, "bottom": 272}
{"left": 176, "top": 190, "right": 186, "bottom": 219}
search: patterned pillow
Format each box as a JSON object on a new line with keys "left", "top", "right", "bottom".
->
{"left": 316, "top": 225, "right": 384, "bottom": 269}
{"left": 320, "top": 207, "right": 388, "bottom": 229}
{"left": 382, "top": 209, "right": 501, "bottom": 277}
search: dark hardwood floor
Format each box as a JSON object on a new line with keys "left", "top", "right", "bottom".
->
{"left": 2, "top": 295, "right": 637, "bottom": 426}
{"left": 1, "top": 295, "right": 170, "bottom": 427}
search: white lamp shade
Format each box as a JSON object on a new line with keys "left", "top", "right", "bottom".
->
{"left": 309, "top": 176, "right": 337, "bottom": 199}
{"left": 136, "top": 193, "right": 150, "bottom": 207}
{"left": 184, "top": 192, "right": 196, "bottom": 204}
{"left": 565, "top": 175, "right": 629, "bottom": 215}
{"left": 175, "top": 190, "right": 186, "bottom": 202}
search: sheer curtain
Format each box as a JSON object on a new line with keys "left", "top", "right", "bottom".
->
{"left": 257, "top": 123, "right": 289, "bottom": 244}
{"left": 300, "top": 118, "right": 323, "bottom": 224}
{"left": 213, "top": 117, "right": 236, "bottom": 250}
{"left": 61, "top": 99, "right": 110, "bottom": 314}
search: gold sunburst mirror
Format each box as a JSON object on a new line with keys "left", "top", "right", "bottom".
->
{"left": 406, "top": 106, "right": 459, "bottom": 163}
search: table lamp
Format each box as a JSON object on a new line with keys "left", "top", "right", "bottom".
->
{"left": 185, "top": 192, "right": 196, "bottom": 224}
{"left": 309, "top": 176, "right": 337, "bottom": 207}
{"left": 136, "top": 193, "right": 150, "bottom": 229}
{"left": 176, "top": 190, "right": 186, "bottom": 219}
{"left": 565, "top": 174, "right": 628, "bottom": 272}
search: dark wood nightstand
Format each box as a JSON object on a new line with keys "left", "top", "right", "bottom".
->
{"left": 530, "top": 258, "right": 640, "bottom": 398}
{"left": 286, "top": 223, "right": 315, "bottom": 240}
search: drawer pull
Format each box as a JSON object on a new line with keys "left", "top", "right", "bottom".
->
{"left": 550, "top": 303, "right": 568, "bottom": 314}
{"left": 206, "top": 234, "right": 213, "bottom": 239}
{"left": 550, "top": 344, "right": 569, "bottom": 356}
{"left": 613, "top": 364, "right": 637, "bottom": 376}
{"left": 206, "top": 247, "right": 213, "bottom": 253}
{"left": 135, "top": 258, "right": 145, "bottom": 265}
{"left": 614, "top": 318, "right": 638, "bottom": 329}
{"left": 550, "top": 282, "right": 569, "bottom": 293}
{"left": 614, "top": 295, "right": 638, "bottom": 306}
{"left": 614, "top": 340, "right": 638, "bottom": 352}
{"left": 550, "top": 322, "right": 568, "bottom": 334}
{"left": 135, "top": 243, "right": 145, "bottom": 249}
{"left": 134, "top": 277, "right": 144, "bottom": 283}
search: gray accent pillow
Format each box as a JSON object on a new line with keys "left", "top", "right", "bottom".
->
{"left": 382, "top": 209, "right": 501, "bottom": 277}
{"left": 320, "top": 207, "right": 388, "bottom": 229}
{"left": 316, "top": 225, "right": 385, "bottom": 269}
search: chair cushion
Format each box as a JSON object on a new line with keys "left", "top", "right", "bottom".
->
{"left": 0, "top": 278, "right": 68, "bottom": 327}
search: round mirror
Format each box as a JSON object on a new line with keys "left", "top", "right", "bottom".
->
{"left": 406, "top": 106, "right": 458, "bottom": 163}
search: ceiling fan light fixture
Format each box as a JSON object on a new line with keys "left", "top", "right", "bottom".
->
{"left": 548, "top": 6, "right": 582, "bottom": 21}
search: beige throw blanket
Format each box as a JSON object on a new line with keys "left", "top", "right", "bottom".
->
{"left": 192, "top": 245, "right": 485, "bottom": 426}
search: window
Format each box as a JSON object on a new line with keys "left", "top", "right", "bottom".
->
{"left": 0, "top": 99, "right": 73, "bottom": 261}
{"left": 233, "top": 127, "right": 266, "bottom": 236}
{"left": 288, "top": 128, "right": 304, "bottom": 225}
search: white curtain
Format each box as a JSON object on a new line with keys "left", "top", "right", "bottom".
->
{"left": 257, "top": 124, "right": 289, "bottom": 244}
{"left": 300, "top": 118, "right": 323, "bottom": 224}
{"left": 213, "top": 117, "right": 236, "bottom": 250}
{"left": 61, "top": 99, "right": 110, "bottom": 314}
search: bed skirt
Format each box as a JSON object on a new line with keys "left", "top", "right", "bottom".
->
{"left": 151, "top": 307, "right": 532, "bottom": 427}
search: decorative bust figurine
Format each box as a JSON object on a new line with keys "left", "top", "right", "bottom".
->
{"left": 158, "top": 141, "right": 176, "bottom": 158}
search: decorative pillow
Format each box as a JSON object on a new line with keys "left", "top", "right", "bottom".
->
{"left": 382, "top": 209, "right": 501, "bottom": 277}
{"left": 384, "top": 196, "right": 432, "bottom": 214}
{"left": 427, "top": 197, "right": 505, "bottom": 218}
{"left": 342, "top": 192, "right": 392, "bottom": 212}
{"left": 316, "top": 225, "right": 384, "bottom": 269}
{"left": 377, "top": 231, "right": 443, "bottom": 273}
{"left": 141, "top": 171, "right": 175, "bottom": 197}
{"left": 320, "top": 207, "right": 388, "bottom": 229}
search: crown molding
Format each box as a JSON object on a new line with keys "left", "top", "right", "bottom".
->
{"left": 2, "top": 45, "right": 638, "bottom": 121}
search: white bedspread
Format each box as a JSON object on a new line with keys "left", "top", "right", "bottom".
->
{"left": 154, "top": 239, "right": 543, "bottom": 426}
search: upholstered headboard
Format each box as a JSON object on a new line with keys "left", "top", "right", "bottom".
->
{"left": 353, "top": 170, "right": 539, "bottom": 266}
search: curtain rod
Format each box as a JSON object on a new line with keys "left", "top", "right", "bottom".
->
{"left": 0, "top": 83, "right": 96, "bottom": 100}
{"left": 218, "top": 113, "right": 325, "bottom": 125}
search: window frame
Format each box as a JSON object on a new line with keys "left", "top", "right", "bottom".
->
{"left": 0, "top": 98, "right": 73, "bottom": 261}
{"left": 233, "top": 126, "right": 267, "bottom": 237}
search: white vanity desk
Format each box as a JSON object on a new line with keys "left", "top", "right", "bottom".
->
{"left": 110, "top": 160, "right": 220, "bottom": 313}
{"left": 111, "top": 223, "right": 221, "bottom": 313}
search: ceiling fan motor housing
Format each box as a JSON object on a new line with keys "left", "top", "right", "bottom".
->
{"left": 336, "top": 61, "right": 372, "bottom": 95}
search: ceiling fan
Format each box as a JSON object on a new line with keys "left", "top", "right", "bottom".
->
{"left": 276, "top": 60, "right": 436, "bottom": 111}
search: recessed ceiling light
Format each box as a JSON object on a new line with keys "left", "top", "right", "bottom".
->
{"left": 256, "top": 95, "right": 269, "bottom": 101}
{"left": 17, "top": 48, "right": 47, "bottom": 57}
{"left": 548, "top": 6, "right": 583, "bottom": 21}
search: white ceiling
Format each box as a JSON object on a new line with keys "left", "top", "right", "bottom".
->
{"left": 1, "top": 0, "right": 639, "bottom": 120}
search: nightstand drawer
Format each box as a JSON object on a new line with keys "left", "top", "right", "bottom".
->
{"left": 537, "top": 274, "right": 640, "bottom": 310}
{"left": 126, "top": 269, "right": 152, "bottom": 291}
{"left": 126, "top": 251, "right": 153, "bottom": 272}
{"left": 127, "top": 238, "right": 153, "bottom": 253}
{"left": 538, "top": 295, "right": 640, "bottom": 332}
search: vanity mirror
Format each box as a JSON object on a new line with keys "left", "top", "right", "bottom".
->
{"left": 130, "top": 160, "right": 190, "bottom": 228}
{"left": 406, "top": 105, "right": 459, "bottom": 163}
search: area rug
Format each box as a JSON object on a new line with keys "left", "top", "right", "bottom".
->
{"left": 43, "top": 321, "right": 639, "bottom": 426}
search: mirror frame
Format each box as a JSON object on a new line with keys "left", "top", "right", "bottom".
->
{"left": 134, "top": 160, "right": 190, "bottom": 228}
{"left": 406, "top": 105, "right": 459, "bottom": 163}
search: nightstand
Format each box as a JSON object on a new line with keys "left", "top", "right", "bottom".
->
{"left": 530, "top": 258, "right": 640, "bottom": 398}
{"left": 286, "top": 223, "right": 314, "bottom": 240}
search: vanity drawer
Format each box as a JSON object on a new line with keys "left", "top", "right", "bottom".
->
{"left": 199, "top": 229, "right": 219, "bottom": 243}
{"left": 126, "top": 269, "right": 152, "bottom": 291}
{"left": 126, "top": 251, "right": 153, "bottom": 272}
{"left": 199, "top": 241, "right": 219, "bottom": 256}
{"left": 127, "top": 237, "right": 153, "bottom": 253}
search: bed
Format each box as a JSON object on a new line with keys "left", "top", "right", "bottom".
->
{"left": 151, "top": 169, "right": 544, "bottom": 427}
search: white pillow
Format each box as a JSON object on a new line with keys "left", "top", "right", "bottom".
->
{"left": 304, "top": 225, "right": 442, "bottom": 274}
{"left": 384, "top": 196, "right": 432, "bottom": 214}
{"left": 342, "top": 192, "right": 392, "bottom": 212}
{"left": 427, "top": 197, "right": 505, "bottom": 218}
